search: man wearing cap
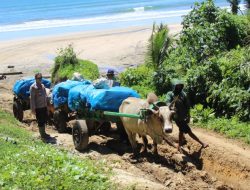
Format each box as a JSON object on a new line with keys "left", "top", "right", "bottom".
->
{"left": 166, "top": 79, "right": 208, "bottom": 151}
{"left": 30, "top": 73, "right": 50, "bottom": 141}
{"left": 106, "top": 69, "right": 120, "bottom": 88}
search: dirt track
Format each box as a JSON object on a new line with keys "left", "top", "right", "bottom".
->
{"left": 1, "top": 81, "right": 250, "bottom": 190}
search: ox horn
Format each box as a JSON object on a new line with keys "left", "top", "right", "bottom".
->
{"left": 146, "top": 108, "right": 159, "bottom": 115}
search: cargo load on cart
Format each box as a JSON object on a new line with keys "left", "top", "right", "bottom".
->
{"left": 12, "top": 77, "right": 51, "bottom": 121}
{"left": 68, "top": 84, "right": 140, "bottom": 112}
{"left": 52, "top": 80, "right": 91, "bottom": 109}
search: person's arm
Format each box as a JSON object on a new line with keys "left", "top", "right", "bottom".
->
{"left": 30, "top": 86, "right": 36, "bottom": 114}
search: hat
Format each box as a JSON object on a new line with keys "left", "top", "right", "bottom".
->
{"left": 107, "top": 69, "right": 114, "bottom": 75}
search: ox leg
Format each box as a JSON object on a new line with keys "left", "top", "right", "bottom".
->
{"left": 141, "top": 135, "right": 148, "bottom": 154}
{"left": 152, "top": 141, "right": 158, "bottom": 155}
{"left": 126, "top": 130, "right": 138, "bottom": 155}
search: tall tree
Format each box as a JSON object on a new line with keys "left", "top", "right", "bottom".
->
{"left": 227, "top": 0, "right": 241, "bottom": 14}
{"left": 245, "top": 0, "right": 250, "bottom": 9}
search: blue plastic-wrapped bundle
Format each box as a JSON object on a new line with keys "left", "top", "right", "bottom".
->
{"left": 68, "top": 84, "right": 91, "bottom": 111}
{"left": 13, "top": 77, "right": 51, "bottom": 99}
{"left": 52, "top": 80, "right": 91, "bottom": 108}
{"left": 80, "top": 86, "right": 140, "bottom": 112}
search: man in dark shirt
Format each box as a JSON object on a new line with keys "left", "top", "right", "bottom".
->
{"left": 166, "top": 79, "right": 208, "bottom": 151}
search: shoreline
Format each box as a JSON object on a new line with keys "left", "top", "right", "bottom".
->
{"left": 0, "top": 24, "right": 182, "bottom": 84}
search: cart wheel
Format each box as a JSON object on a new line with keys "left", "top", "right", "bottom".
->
{"left": 13, "top": 100, "right": 23, "bottom": 121}
{"left": 53, "top": 110, "right": 67, "bottom": 133}
{"left": 72, "top": 120, "right": 89, "bottom": 151}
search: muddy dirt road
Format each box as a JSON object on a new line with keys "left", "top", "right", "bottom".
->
{"left": 1, "top": 81, "right": 250, "bottom": 190}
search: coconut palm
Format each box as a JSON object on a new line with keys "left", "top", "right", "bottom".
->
{"left": 245, "top": 0, "right": 250, "bottom": 9}
{"left": 227, "top": 0, "right": 241, "bottom": 14}
{"left": 146, "top": 23, "right": 172, "bottom": 70}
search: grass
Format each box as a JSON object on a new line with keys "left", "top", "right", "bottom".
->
{"left": 191, "top": 105, "right": 250, "bottom": 144}
{"left": 0, "top": 109, "right": 114, "bottom": 190}
{"left": 192, "top": 115, "right": 250, "bottom": 144}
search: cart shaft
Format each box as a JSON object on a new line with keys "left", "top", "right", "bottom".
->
{"left": 103, "top": 111, "right": 141, "bottom": 119}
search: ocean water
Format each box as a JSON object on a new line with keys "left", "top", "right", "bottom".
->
{"left": 0, "top": 0, "right": 245, "bottom": 40}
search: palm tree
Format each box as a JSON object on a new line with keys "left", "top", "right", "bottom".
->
{"left": 146, "top": 23, "right": 172, "bottom": 70}
{"left": 227, "top": 0, "right": 241, "bottom": 14}
{"left": 245, "top": 0, "right": 250, "bottom": 9}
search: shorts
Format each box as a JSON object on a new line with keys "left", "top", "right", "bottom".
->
{"left": 175, "top": 119, "right": 191, "bottom": 134}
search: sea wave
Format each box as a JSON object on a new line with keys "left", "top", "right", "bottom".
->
{"left": 0, "top": 3, "right": 247, "bottom": 33}
{"left": 132, "top": 6, "right": 154, "bottom": 12}
{"left": 0, "top": 9, "right": 190, "bottom": 32}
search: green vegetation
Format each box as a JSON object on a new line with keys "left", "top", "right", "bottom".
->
{"left": 51, "top": 44, "right": 99, "bottom": 83}
{"left": 191, "top": 104, "right": 250, "bottom": 144}
{"left": 119, "top": 65, "right": 154, "bottom": 97}
{"left": 120, "top": 0, "right": 250, "bottom": 142}
{"left": 0, "top": 109, "right": 113, "bottom": 190}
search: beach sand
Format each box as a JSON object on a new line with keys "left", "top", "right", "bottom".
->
{"left": 0, "top": 24, "right": 182, "bottom": 82}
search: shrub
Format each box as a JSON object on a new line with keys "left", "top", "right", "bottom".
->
{"left": 185, "top": 60, "right": 222, "bottom": 106}
{"left": 191, "top": 104, "right": 215, "bottom": 123}
{"left": 119, "top": 65, "right": 154, "bottom": 98}
{"left": 180, "top": 0, "right": 249, "bottom": 62}
{"left": 119, "top": 65, "right": 153, "bottom": 88}
{"left": 208, "top": 47, "right": 250, "bottom": 121}
{"left": 57, "top": 59, "right": 99, "bottom": 82}
{"left": 51, "top": 44, "right": 99, "bottom": 83}
{"left": 152, "top": 65, "right": 180, "bottom": 96}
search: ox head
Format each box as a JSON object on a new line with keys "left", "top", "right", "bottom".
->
{"left": 147, "top": 102, "right": 175, "bottom": 134}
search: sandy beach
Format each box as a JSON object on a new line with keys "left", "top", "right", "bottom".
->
{"left": 0, "top": 24, "right": 181, "bottom": 82}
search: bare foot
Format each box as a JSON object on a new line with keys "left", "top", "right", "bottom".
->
{"left": 202, "top": 143, "right": 209, "bottom": 149}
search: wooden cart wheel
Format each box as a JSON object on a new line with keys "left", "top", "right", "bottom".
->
{"left": 13, "top": 99, "right": 23, "bottom": 122}
{"left": 72, "top": 120, "right": 89, "bottom": 151}
{"left": 53, "top": 110, "right": 67, "bottom": 133}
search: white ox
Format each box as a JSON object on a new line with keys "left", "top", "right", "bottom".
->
{"left": 119, "top": 95, "right": 175, "bottom": 155}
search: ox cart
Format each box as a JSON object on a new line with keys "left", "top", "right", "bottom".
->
{"left": 51, "top": 80, "right": 150, "bottom": 151}
{"left": 52, "top": 98, "right": 150, "bottom": 151}
{"left": 71, "top": 107, "right": 149, "bottom": 151}
{"left": 13, "top": 95, "right": 30, "bottom": 122}
{"left": 12, "top": 77, "right": 51, "bottom": 122}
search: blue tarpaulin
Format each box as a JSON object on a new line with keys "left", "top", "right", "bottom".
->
{"left": 13, "top": 77, "right": 51, "bottom": 99}
{"left": 68, "top": 85, "right": 140, "bottom": 112}
{"left": 52, "top": 80, "right": 91, "bottom": 108}
{"left": 68, "top": 84, "right": 91, "bottom": 111}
